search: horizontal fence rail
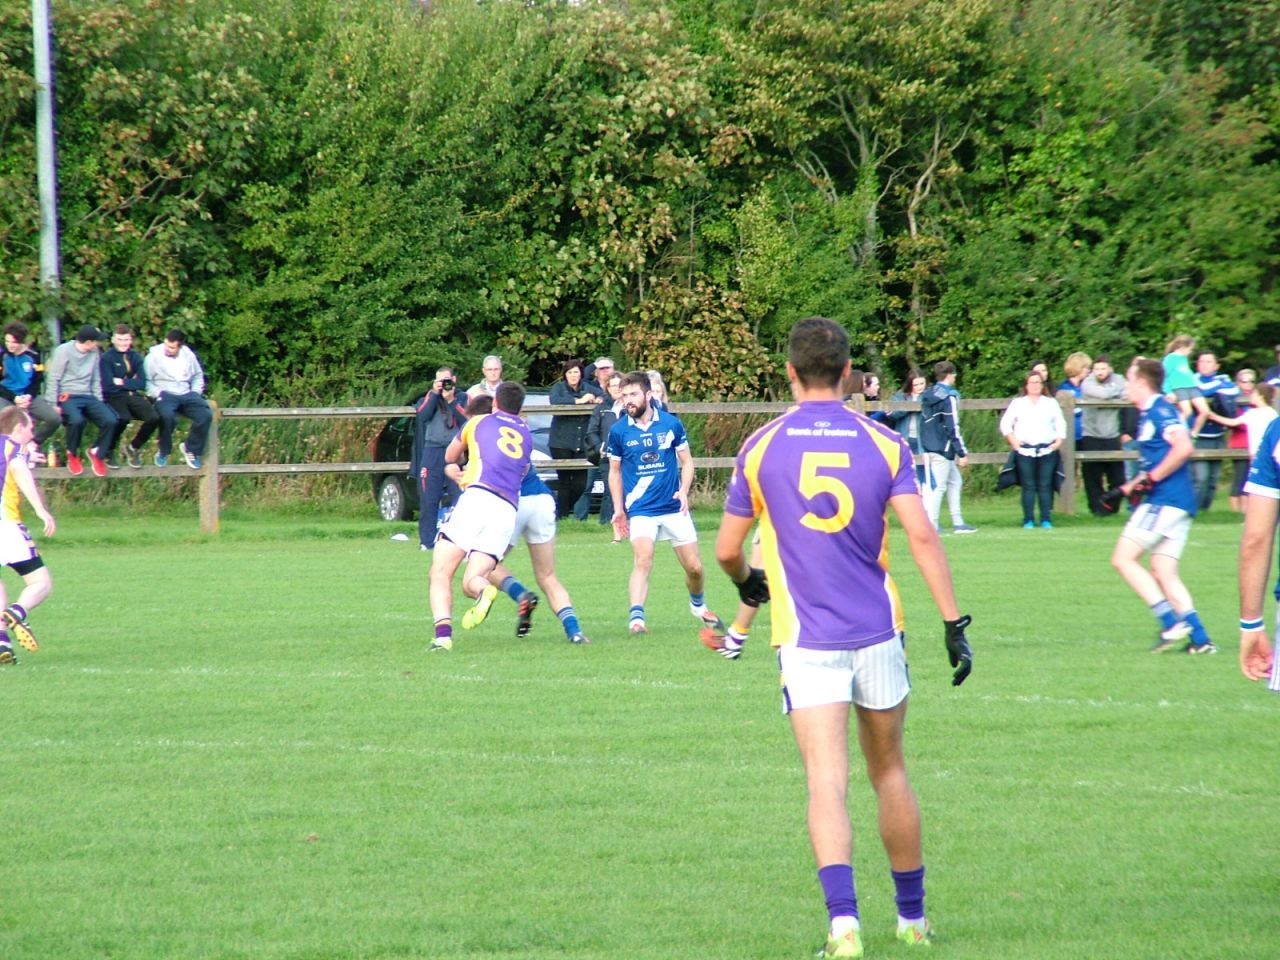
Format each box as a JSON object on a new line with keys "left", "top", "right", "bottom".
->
{"left": 36, "top": 394, "right": 1252, "bottom": 532}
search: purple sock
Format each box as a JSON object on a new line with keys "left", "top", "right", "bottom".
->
{"left": 818, "top": 864, "right": 858, "bottom": 921}
{"left": 434, "top": 621, "right": 452, "bottom": 641}
{"left": 7, "top": 604, "right": 26, "bottom": 622}
{"left": 891, "top": 865, "right": 926, "bottom": 921}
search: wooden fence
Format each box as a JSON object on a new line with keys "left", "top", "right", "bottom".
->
{"left": 35, "top": 394, "right": 1246, "bottom": 532}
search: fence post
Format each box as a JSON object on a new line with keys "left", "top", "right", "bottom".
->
{"left": 199, "top": 401, "right": 220, "bottom": 534}
{"left": 1055, "top": 390, "right": 1077, "bottom": 515}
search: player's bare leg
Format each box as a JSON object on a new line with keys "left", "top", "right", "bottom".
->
{"left": 789, "top": 703, "right": 853, "bottom": 867}
{"left": 428, "top": 538, "right": 467, "bottom": 651}
{"left": 14, "top": 568, "right": 51, "bottom": 614}
{"left": 527, "top": 539, "right": 571, "bottom": 611}
{"left": 629, "top": 537, "right": 655, "bottom": 607}
{"left": 1111, "top": 537, "right": 1165, "bottom": 605}
{"left": 855, "top": 700, "right": 921, "bottom": 870}
{"left": 673, "top": 541, "right": 705, "bottom": 595}
{"left": 1150, "top": 553, "right": 1193, "bottom": 614}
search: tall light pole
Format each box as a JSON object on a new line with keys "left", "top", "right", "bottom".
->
{"left": 32, "top": 0, "right": 61, "bottom": 344}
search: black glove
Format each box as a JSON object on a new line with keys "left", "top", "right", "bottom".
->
{"left": 735, "top": 567, "right": 770, "bottom": 608}
{"left": 944, "top": 614, "right": 973, "bottom": 686}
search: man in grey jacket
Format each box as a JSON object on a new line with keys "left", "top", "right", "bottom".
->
{"left": 1080, "top": 355, "right": 1127, "bottom": 516}
{"left": 144, "top": 329, "right": 212, "bottom": 469}
{"left": 43, "top": 325, "right": 120, "bottom": 477}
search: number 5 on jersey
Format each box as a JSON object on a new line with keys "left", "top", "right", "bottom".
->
{"left": 798, "top": 452, "right": 854, "bottom": 533}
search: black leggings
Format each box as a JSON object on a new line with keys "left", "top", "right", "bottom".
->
{"left": 551, "top": 446, "right": 587, "bottom": 520}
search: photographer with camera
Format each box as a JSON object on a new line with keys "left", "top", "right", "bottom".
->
{"left": 411, "top": 366, "right": 469, "bottom": 549}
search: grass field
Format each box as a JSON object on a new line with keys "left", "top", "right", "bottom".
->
{"left": 1, "top": 499, "right": 1275, "bottom": 959}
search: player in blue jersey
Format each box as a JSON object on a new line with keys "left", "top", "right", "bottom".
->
{"left": 715, "top": 317, "right": 971, "bottom": 955}
{"left": 1237, "top": 416, "right": 1280, "bottom": 691}
{"left": 1110, "top": 357, "right": 1214, "bottom": 653}
{"left": 457, "top": 396, "right": 589, "bottom": 645}
{"left": 428, "top": 382, "right": 532, "bottom": 653}
{"left": 606, "top": 371, "right": 724, "bottom": 635}
{"left": 0, "top": 407, "right": 56, "bottom": 664}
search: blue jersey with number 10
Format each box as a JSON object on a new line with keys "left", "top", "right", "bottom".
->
{"left": 606, "top": 407, "right": 689, "bottom": 518}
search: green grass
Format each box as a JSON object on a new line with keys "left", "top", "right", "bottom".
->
{"left": 1, "top": 499, "right": 1275, "bottom": 959}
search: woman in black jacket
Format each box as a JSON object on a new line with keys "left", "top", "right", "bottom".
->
{"left": 549, "top": 358, "right": 602, "bottom": 519}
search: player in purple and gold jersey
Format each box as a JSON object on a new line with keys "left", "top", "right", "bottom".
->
{"left": 428, "top": 382, "right": 533, "bottom": 653}
{"left": 0, "top": 406, "right": 56, "bottom": 664}
{"left": 715, "top": 317, "right": 972, "bottom": 956}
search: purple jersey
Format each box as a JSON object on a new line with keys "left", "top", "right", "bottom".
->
{"left": 725, "top": 401, "right": 918, "bottom": 651}
{"left": 456, "top": 411, "right": 533, "bottom": 508}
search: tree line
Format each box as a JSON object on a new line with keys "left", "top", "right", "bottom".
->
{"left": 0, "top": 0, "right": 1276, "bottom": 402}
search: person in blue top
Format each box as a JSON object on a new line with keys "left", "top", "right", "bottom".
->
{"left": 607, "top": 371, "right": 724, "bottom": 636}
{"left": 1238, "top": 416, "right": 1280, "bottom": 692}
{"left": 0, "top": 322, "right": 61, "bottom": 451}
{"left": 1110, "top": 357, "right": 1214, "bottom": 654}
{"left": 1190, "top": 350, "right": 1238, "bottom": 511}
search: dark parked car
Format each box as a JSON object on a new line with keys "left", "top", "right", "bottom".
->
{"left": 370, "top": 392, "right": 602, "bottom": 521}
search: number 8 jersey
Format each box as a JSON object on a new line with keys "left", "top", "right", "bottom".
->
{"left": 724, "top": 401, "right": 919, "bottom": 651}
{"left": 457, "top": 411, "right": 533, "bottom": 508}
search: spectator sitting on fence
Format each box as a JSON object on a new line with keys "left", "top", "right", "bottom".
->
{"left": 44, "top": 325, "right": 120, "bottom": 478}
{"left": 100, "top": 324, "right": 159, "bottom": 470}
{"left": 0, "top": 322, "right": 61, "bottom": 455}
{"left": 144, "top": 329, "right": 212, "bottom": 470}
{"left": 1161, "top": 334, "right": 1211, "bottom": 429}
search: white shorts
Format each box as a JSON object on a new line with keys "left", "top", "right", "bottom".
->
{"left": 510, "top": 492, "right": 556, "bottom": 548}
{"left": 0, "top": 521, "right": 39, "bottom": 569}
{"left": 778, "top": 635, "right": 911, "bottom": 713}
{"left": 440, "top": 487, "right": 517, "bottom": 559}
{"left": 629, "top": 511, "right": 698, "bottom": 547}
{"left": 1122, "top": 503, "right": 1192, "bottom": 559}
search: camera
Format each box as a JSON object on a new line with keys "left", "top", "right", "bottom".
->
{"left": 439, "top": 378, "right": 455, "bottom": 390}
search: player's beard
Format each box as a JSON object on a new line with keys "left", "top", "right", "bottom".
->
{"left": 625, "top": 399, "right": 648, "bottom": 419}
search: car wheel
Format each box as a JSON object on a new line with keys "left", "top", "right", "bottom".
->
{"left": 377, "top": 476, "right": 411, "bottom": 521}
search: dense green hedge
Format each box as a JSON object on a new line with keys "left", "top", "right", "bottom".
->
{"left": 1, "top": 0, "right": 1276, "bottom": 402}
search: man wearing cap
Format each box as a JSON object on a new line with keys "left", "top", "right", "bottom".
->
{"left": 43, "top": 325, "right": 120, "bottom": 477}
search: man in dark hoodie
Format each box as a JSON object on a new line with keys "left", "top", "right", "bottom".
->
{"left": 411, "top": 366, "right": 469, "bottom": 549}
{"left": 919, "top": 361, "right": 976, "bottom": 534}
{"left": 99, "top": 325, "right": 159, "bottom": 469}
